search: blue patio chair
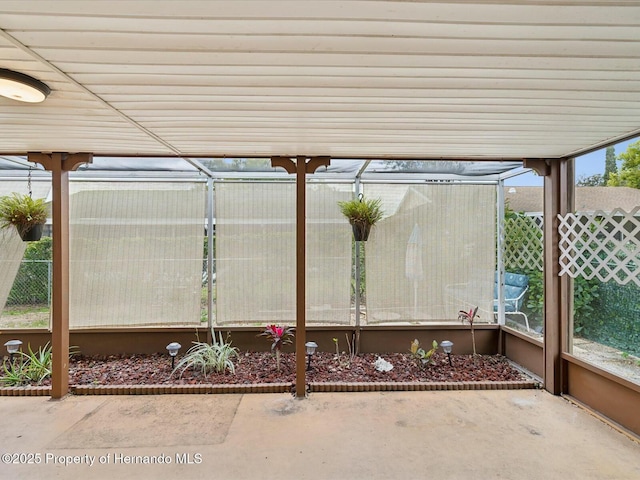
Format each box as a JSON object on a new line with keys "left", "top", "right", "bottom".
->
{"left": 494, "top": 272, "right": 530, "bottom": 331}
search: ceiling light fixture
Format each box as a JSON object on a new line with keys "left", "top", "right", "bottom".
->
{"left": 0, "top": 68, "right": 50, "bottom": 103}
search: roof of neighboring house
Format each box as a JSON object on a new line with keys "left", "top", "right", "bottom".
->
{"left": 505, "top": 187, "right": 640, "bottom": 214}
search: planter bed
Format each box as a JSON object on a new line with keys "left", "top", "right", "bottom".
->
{"left": 1, "top": 351, "right": 540, "bottom": 395}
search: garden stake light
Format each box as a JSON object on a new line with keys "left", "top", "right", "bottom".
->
{"left": 166, "top": 342, "right": 181, "bottom": 369}
{"left": 4, "top": 339, "right": 22, "bottom": 363}
{"left": 440, "top": 340, "right": 453, "bottom": 367}
{"left": 305, "top": 341, "right": 318, "bottom": 371}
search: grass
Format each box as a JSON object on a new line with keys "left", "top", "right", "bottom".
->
{"left": 1, "top": 305, "right": 49, "bottom": 328}
{"left": 3, "top": 305, "right": 49, "bottom": 315}
{"left": 1, "top": 318, "right": 49, "bottom": 328}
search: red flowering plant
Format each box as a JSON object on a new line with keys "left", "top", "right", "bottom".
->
{"left": 260, "top": 324, "right": 294, "bottom": 371}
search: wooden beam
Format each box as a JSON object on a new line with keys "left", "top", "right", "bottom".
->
{"left": 28, "top": 152, "right": 92, "bottom": 399}
{"left": 524, "top": 159, "right": 550, "bottom": 177}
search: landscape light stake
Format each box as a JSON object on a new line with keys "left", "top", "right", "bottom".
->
{"left": 305, "top": 341, "right": 318, "bottom": 371}
{"left": 4, "top": 339, "right": 22, "bottom": 364}
{"left": 166, "top": 342, "right": 181, "bottom": 370}
{"left": 440, "top": 340, "right": 454, "bottom": 367}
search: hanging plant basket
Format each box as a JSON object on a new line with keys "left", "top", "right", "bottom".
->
{"left": 19, "top": 223, "right": 44, "bottom": 242}
{"left": 351, "top": 223, "right": 372, "bottom": 242}
{"left": 337, "top": 195, "right": 383, "bottom": 242}
{"left": 0, "top": 193, "right": 48, "bottom": 242}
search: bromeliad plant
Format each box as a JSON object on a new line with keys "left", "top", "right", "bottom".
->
{"left": 260, "top": 324, "right": 294, "bottom": 371}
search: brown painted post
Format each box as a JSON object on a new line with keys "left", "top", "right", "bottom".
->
{"left": 271, "top": 156, "right": 330, "bottom": 398}
{"left": 28, "top": 152, "right": 92, "bottom": 399}
{"left": 295, "top": 157, "right": 307, "bottom": 398}
{"left": 559, "top": 158, "right": 574, "bottom": 393}
{"left": 540, "top": 158, "right": 573, "bottom": 395}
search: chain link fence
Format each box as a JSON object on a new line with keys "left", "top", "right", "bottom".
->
{"left": 0, "top": 260, "right": 51, "bottom": 328}
{"left": 6, "top": 260, "right": 51, "bottom": 306}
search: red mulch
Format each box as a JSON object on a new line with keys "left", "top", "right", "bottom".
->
{"left": 57, "top": 352, "right": 528, "bottom": 386}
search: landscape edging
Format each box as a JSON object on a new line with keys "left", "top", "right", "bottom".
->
{"left": 0, "top": 379, "right": 540, "bottom": 396}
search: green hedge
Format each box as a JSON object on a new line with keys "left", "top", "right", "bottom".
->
{"left": 582, "top": 281, "right": 640, "bottom": 357}
{"left": 520, "top": 269, "right": 639, "bottom": 357}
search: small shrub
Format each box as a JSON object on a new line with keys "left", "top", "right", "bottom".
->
{"left": 410, "top": 339, "right": 438, "bottom": 368}
{"left": 525, "top": 269, "right": 601, "bottom": 335}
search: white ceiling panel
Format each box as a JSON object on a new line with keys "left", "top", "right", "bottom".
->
{"left": 0, "top": 0, "right": 639, "bottom": 160}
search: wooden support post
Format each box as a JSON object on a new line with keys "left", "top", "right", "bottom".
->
{"left": 538, "top": 158, "right": 573, "bottom": 395}
{"left": 271, "top": 156, "right": 330, "bottom": 397}
{"left": 28, "top": 152, "right": 92, "bottom": 399}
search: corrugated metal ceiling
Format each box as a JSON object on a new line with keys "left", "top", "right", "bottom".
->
{"left": 0, "top": 1, "right": 639, "bottom": 160}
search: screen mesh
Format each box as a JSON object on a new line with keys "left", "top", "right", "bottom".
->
{"left": 0, "top": 180, "right": 51, "bottom": 318}
{"left": 215, "top": 181, "right": 352, "bottom": 325}
{"left": 0, "top": 231, "right": 27, "bottom": 313}
{"left": 69, "top": 181, "right": 206, "bottom": 328}
{"left": 363, "top": 184, "right": 496, "bottom": 324}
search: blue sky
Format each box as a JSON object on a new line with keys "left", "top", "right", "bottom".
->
{"left": 505, "top": 137, "right": 639, "bottom": 186}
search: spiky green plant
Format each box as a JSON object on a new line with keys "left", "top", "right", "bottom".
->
{"left": 0, "top": 342, "right": 53, "bottom": 386}
{"left": 337, "top": 196, "right": 383, "bottom": 228}
{"left": 21, "top": 342, "right": 52, "bottom": 384}
{"left": 0, "top": 193, "right": 48, "bottom": 237}
{"left": 1, "top": 360, "right": 30, "bottom": 386}
{"left": 173, "top": 331, "right": 239, "bottom": 377}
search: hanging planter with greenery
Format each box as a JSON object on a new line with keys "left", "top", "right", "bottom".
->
{"left": 337, "top": 194, "right": 383, "bottom": 241}
{"left": 0, "top": 192, "right": 48, "bottom": 242}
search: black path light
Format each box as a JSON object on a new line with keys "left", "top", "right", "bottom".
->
{"left": 4, "top": 339, "right": 22, "bottom": 363}
{"left": 440, "top": 340, "right": 454, "bottom": 367}
{"left": 166, "top": 342, "right": 181, "bottom": 369}
{"left": 305, "top": 341, "right": 318, "bottom": 371}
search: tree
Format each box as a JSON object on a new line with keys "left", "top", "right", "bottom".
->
{"left": 607, "top": 140, "right": 640, "bottom": 189}
{"left": 603, "top": 146, "right": 617, "bottom": 183}
{"left": 577, "top": 174, "right": 604, "bottom": 186}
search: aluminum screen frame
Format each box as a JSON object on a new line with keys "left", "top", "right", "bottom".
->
{"left": 363, "top": 183, "right": 496, "bottom": 324}
{"left": 215, "top": 181, "right": 353, "bottom": 325}
{"left": 68, "top": 180, "right": 206, "bottom": 328}
{"left": 0, "top": 179, "right": 51, "bottom": 324}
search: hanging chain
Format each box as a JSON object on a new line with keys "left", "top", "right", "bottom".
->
{"left": 27, "top": 164, "right": 33, "bottom": 198}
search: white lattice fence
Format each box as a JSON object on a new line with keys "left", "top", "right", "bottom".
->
{"left": 504, "top": 214, "right": 544, "bottom": 271}
{"left": 558, "top": 208, "right": 640, "bottom": 286}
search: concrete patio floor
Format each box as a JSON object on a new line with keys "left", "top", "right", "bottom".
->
{"left": 1, "top": 390, "right": 639, "bottom": 480}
